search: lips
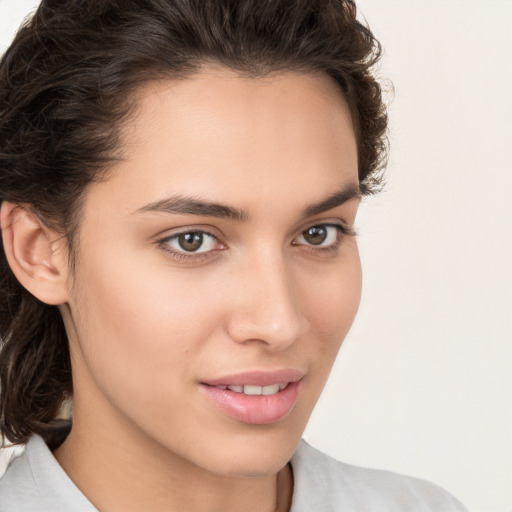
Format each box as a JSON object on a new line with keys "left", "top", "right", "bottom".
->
{"left": 200, "top": 369, "right": 304, "bottom": 425}
{"left": 202, "top": 369, "right": 304, "bottom": 388}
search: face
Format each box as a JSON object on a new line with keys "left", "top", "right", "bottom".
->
{"left": 61, "top": 66, "right": 362, "bottom": 477}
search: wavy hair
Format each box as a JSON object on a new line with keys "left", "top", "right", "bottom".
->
{"left": 0, "top": 0, "right": 388, "bottom": 446}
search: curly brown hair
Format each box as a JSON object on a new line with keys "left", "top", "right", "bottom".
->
{"left": 0, "top": 0, "right": 388, "bottom": 446}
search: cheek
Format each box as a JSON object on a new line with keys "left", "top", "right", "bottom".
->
{"left": 67, "top": 251, "right": 236, "bottom": 452}
{"left": 300, "top": 245, "right": 362, "bottom": 347}
{"left": 68, "top": 247, "right": 228, "bottom": 399}
{"left": 290, "top": 245, "right": 362, "bottom": 417}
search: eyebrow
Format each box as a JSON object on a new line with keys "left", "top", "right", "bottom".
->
{"left": 136, "top": 195, "right": 248, "bottom": 221}
{"left": 300, "top": 184, "right": 361, "bottom": 218}
{"left": 135, "top": 183, "right": 361, "bottom": 221}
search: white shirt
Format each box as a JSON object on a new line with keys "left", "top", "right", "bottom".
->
{"left": 0, "top": 435, "right": 467, "bottom": 511}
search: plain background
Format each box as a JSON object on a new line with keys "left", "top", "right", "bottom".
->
{"left": 1, "top": 1, "right": 511, "bottom": 511}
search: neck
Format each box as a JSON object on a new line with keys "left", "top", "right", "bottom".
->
{"left": 53, "top": 403, "right": 293, "bottom": 512}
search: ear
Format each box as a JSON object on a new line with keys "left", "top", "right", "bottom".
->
{"left": 0, "top": 201, "right": 70, "bottom": 305}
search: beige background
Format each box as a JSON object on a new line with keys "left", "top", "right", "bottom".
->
{"left": 1, "top": 1, "right": 511, "bottom": 511}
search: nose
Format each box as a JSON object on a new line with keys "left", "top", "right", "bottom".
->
{"left": 224, "top": 251, "right": 308, "bottom": 351}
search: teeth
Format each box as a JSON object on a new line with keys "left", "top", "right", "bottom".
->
{"left": 222, "top": 383, "right": 287, "bottom": 395}
{"left": 262, "top": 384, "right": 280, "bottom": 395}
{"left": 243, "top": 385, "right": 263, "bottom": 395}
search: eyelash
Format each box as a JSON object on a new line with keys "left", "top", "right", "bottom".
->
{"left": 157, "top": 223, "right": 355, "bottom": 262}
{"left": 158, "top": 229, "right": 223, "bottom": 262}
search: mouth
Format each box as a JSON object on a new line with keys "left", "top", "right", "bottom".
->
{"left": 200, "top": 370, "right": 303, "bottom": 425}
{"left": 210, "top": 383, "right": 289, "bottom": 395}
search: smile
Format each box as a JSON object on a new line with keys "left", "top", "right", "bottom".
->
{"left": 213, "top": 383, "right": 288, "bottom": 395}
{"left": 200, "top": 371, "right": 302, "bottom": 424}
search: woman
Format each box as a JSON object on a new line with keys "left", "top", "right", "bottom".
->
{"left": 0, "top": 1, "right": 467, "bottom": 510}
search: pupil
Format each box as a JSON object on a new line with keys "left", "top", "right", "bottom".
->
{"left": 178, "top": 232, "right": 203, "bottom": 251}
{"left": 304, "top": 226, "right": 327, "bottom": 245}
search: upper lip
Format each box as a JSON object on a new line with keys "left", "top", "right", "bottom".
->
{"left": 201, "top": 369, "right": 305, "bottom": 387}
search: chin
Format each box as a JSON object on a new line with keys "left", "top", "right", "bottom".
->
{"left": 209, "top": 450, "right": 293, "bottom": 479}
{"left": 190, "top": 423, "right": 304, "bottom": 478}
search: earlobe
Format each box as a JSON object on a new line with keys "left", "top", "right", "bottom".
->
{"left": 0, "top": 201, "right": 70, "bottom": 305}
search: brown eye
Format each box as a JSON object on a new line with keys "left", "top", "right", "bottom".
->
{"left": 302, "top": 226, "right": 328, "bottom": 245}
{"left": 178, "top": 232, "right": 204, "bottom": 252}
{"left": 294, "top": 224, "right": 341, "bottom": 248}
{"left": 163, "top": 230, "right": 220, "bottom": 254}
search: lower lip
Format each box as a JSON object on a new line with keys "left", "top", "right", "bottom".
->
{"left": 200, "top": 381, "right": 300, "bottom": 425}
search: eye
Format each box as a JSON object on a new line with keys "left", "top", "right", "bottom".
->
{"left": 293, "top": 224, "right": 343, "bottom": 248}
{"left": 161, "top": 230, "right": 221, "bottom": 255}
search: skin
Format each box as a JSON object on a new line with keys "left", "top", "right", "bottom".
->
{"left": 4, "top": 66, "right": 362, "bottom": 511}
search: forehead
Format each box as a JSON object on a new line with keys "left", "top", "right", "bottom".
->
{"left": 86, "top": 67, "right": 358, "bottom": 217}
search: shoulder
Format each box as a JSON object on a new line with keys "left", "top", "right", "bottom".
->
{"left": 0, "top": 435, "right": 96, "bottom": 512}
{"left": 0, "top": 442, "right": 25, "bottom": 480}
{"left": 0, "top": 440, "right": 32, "bottom": 512}
{"left": 289, "top": 440, "right": 468, "bottom": 512}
